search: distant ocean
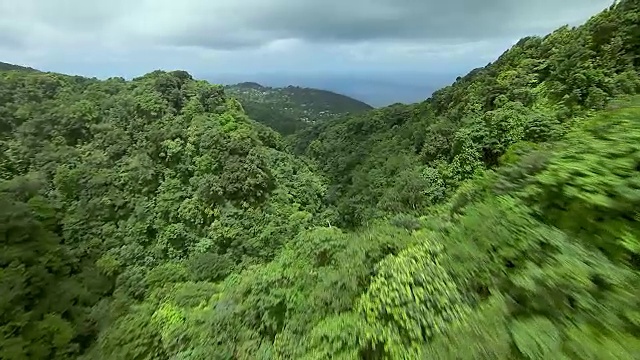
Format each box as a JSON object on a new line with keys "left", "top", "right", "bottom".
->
{"left": 204, "top": 71, "right": 460, "bottom": 107}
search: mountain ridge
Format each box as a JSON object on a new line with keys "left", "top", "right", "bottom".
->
{"left": 0, "top": 60, "right": 373, "bottom": 136}
{"left": 225, "top": 81, "right": 373, "bottom": 134}
{"left": 2, "top": 1, "right": 640, "bottom": 358}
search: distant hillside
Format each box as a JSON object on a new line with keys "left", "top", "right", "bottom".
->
{"left": 225, "top": 82, "right": 373, "bottom": 135}
{"left": 0, "top": 61, "right": 38, "bottom": 72}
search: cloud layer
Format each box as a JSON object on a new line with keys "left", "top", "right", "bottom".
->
{"left": 0, "top": 0, "right": 612, "bottom": 104}
{"left": 0, "top": 0, "right": 611, "bottom": 51}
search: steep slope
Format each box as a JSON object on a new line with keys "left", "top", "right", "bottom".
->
{"left": 295, "top": 0, "right": 640, "bottom": 227}
{"left": 0, "top": 69, "right": 331, "bottom": 359}
{"left": 225, "top": 82, "right": 373, "bottom": 134}
{"left": 0, "top": 61, "right": 39, "bottom": 72}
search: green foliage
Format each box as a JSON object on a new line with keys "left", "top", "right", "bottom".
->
{"left": 299, "top": 313, "right": 369, "bottom": 360}
{"left": 523, "top": 101, "right": 640, "bottom": 267}
{"left": 0, "top": 174, "right": 106, "bottom": 360}
{"left": 294, "top": 0, "right": 640, "bottom": 227}
{"left": 358, "top": 240, "right": 471, "bottom": 358}
{"left": 510, "top": 317, "right": 562, "bottom": 359}
{"left": 3, "top": 1, "right": 640, "bottom": 358}
{"left": 92, "top": 308, "right": 168, "bottom": 360}
{"left": 226, "top": 82, "right": 373, "bottom": 135}
{"left": 0, "top": 69, "right": 329, "bottom": 358}
{"left": 0, "top": 61, "right": 39, "bottom": 72}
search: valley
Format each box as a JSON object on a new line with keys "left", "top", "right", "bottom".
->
{"left": 1, "top": 1, "right": 640, "bottom": 359}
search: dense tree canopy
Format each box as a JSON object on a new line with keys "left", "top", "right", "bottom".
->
{"left": 0, "top": 69, "right": 331, "bottom": 359}
{"left": 294, "top": 0, "right": 640, "bottom": 228}
{"left": 2, "top": 0, "right": 640, "bottom": 359}
{"left": 226, "top": 82, "right": 373, "bottom": 135}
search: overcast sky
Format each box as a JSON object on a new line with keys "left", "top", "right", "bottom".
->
{"left": 0, "top": 0, "right": 612, "bottom": 104}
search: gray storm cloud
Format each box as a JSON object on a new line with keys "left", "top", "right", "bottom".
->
{"left": 0, "top": 0, "right": 612, "bottom": 50}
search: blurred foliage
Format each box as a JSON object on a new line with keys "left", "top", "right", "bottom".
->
{"left": 294, "top": 0, "right": 640, "bottom": 228}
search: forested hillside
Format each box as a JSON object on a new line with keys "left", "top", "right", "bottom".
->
{"left": 0, "top": 69, "right": 333, "bottom": 358}
{"left": 1, "top": 1, "right": 640, "bottom": 359}
{"left": 225, "top": 82, "right": 373, "bottom": 135}
{"left": 295, "top": 0, "right": 640, "bottom": 228}
{"left": 0, "top": 61, "right": 38, "bottom": 72}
